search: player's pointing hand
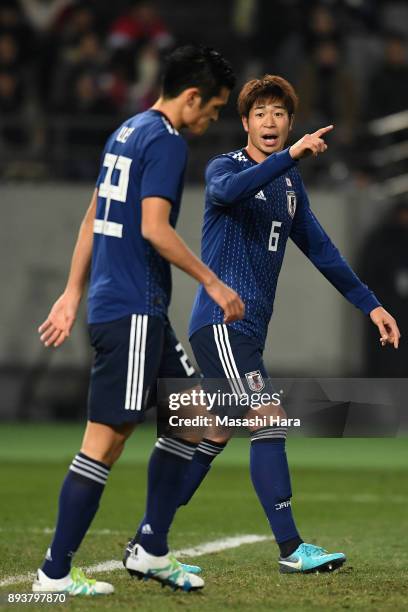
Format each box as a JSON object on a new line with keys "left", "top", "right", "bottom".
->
{"left": 204, "top": 276, "right": 245, "bottom": 323}
{"left": 369, "top": 306, "right": 401, "bottom": 349}
{"left": 289, "top": 125, "right": 333, "bottom": 160}
{"left": 313, "top": 125, "right": 334, "bottom": 138}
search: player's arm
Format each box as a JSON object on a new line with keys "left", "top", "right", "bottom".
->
{"left": 207, "top": 151, "right": 295, "bottom": 205}
{"left": 140, "top": 133, "right": 244, "bottom": 322}
{"left": 290, "top": 185, "right": 400, "bottom": 349}
{"left": 207, "top": 125, "right": 333, "bottom": 205}
{"left": 38, "top": 189, "right": 97, "bottom": 348}
{"left": 141, "top": 197, "right": 244, "bottom": 323}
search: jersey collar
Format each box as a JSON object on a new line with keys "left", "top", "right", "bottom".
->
{"left": 149, "top": 109, "right": 176, "bottom": 129}
{"left": 241, "top": 147, "right": 258, "bottom": 165}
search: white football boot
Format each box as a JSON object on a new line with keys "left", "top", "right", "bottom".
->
{"left": 124, "top": 543, "right": 204, "bottom": 591}
{"left": 32, "top": 567, "right": 114, "bottom": 595}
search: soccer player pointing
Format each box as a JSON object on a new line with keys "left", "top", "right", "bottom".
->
{"left": 184, "top": 75, "right": 400, "bottom": 574}
{"left": 33, "top": 46, "right": 243, "bottom": 596}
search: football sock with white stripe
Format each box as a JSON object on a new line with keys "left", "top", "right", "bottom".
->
{"left": 41, "top": 453, "right": 110, "bottom": 579}
{"left": 136, "top": 437, "right": 197, "bottom": 556}
{"left": 178, "top": 438, "right": 226, "bottom": 506}
{"left": 250, "top": 437, "right": 303, "bottom": 554}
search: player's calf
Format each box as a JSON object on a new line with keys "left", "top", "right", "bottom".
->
{"left": 178, "top": 437, "right": 228, "bottom": 506}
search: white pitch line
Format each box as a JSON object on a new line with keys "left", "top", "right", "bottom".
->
{"left": 0, "top": 534, "right": 272, "bottom": 588}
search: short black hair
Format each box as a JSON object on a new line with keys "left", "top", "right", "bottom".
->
{"left": 161, "top": 45, "right": 236, "bottom": 104}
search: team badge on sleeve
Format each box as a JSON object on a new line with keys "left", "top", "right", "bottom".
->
{"left": 286, "top": 191, "right": 297, "bottom": 218}
{"left": 245, "top": 370, "right": 265, "bottom": 391}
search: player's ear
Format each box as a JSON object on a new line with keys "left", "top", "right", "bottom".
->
{"left": 184, "top": 87, "right": 201, "bottom": 107}
{"left": 289, "top": 114, "right": 295, "bottom": 131}
{"left": 242, "top": 115, "right": 249, "bottom": 133}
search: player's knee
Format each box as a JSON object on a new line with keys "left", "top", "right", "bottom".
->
{"left": 108, "top": 440, "right": 127, "bottom": 465}
{"left": 206, "top": 434, "right": 230, "bottom": 445}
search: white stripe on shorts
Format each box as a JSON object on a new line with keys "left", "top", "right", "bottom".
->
{"left": 133, "top": 315, "right": 148, "bottom": 411}
{"left": 125, "top": 315, "right": 148, "bottom": 411}
{"left": 212, "top": 325, "right": 246, "bottom": 396}
{"left": 125, "top": 315, "right": 137, "bottom": 410}
{"left": 220, "top": 325, "right": 246, "bottom": 395}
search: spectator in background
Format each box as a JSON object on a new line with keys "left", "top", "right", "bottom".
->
{"left": 107, "top": 2, "right": 173, "bottom": 113}
{"left": 72, "top": 31, "right": 106, "bottom": 74}
{"left": 35, "top": 2, "right": 98, "bottom": 108}
{"left": 358, "top": 201, "right": 408, "bottom": 376}
{"left": 108, "top": 2, "right": 173, "bottom": 53}
{"left": 0, "top": 1, "right": 33, "bottom": 63}
{"left": 303, "top": 3, "right": 341, "bottom": 51}
{"left": 296, "top": 40, "right": 358, "bottom": 146}
{"left": 276, "top": 3, "right": 340, "bottom": 84}
{"left": 52, "top": 31, "right": 108, "bottom": 108}
{"left": 125, "top": 43, "right": 160, "bottom": 113}
{"left": 101, "top": 55, "right": 131, "bottom": 115}
{"left": 64, "top": 71, "right": 114, "bottom": 121}
{"left": 0, "top": 31, "right": 27, "bottom": 145}
{"left": 366, "top": 32, "right": 408, "bottom": 120}
{"left": 107, "top": 2, "right": 173, "bottom": 87}
{"left": 54, "top": 71, "right": 115, "bottom": 179}
{"left": 0, "top": 70, "right": 26, "bottom": 145}
{"left": 0, "top": 33, "right": 21, "bottom": 71}
{"left": 19, "top": 0, "right": 75, "bottom": 33}
{"left": 57, "top": 3, "right": 97, "bottom": 46}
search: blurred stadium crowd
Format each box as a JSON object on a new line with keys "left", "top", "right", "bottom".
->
{"left": 0, "top": 0, "right": 407, "bottom": 183}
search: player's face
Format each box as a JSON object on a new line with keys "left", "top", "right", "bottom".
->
{"left": 183, "top": 87, "right": 230, "bottom": 135}
{"left": 242, "top": 98, "right": 293, "bottom": 160}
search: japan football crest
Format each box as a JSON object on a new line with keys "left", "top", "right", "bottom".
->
{"left": 245, "top": 370, "right": 265, "bottom": 392}
{"left": 286, "top": 190, "right": 297, "bottom": 218}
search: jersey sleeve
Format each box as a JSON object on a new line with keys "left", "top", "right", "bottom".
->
{"left": 206, "top": 148, "right": 296, "bottom": 206}
{"left": 289, "top": 181, "right": 381, "bottom": 315}
{"left": 140, "top": 134, "right": 187, "bottom": 205}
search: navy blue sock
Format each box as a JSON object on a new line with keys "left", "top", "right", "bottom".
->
{"left": 178, "top": 438, "right": 226, "bottom": 506}
{"left": 250, "top": 433, "right": 302, "bottom": 554}
{"left": 136, "top": 437, "right": 196, "bottom": 556}
{"left": 42, "top": 453, "right": 110, "bottom": 579}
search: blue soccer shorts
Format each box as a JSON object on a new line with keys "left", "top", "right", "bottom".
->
{"left": 88, "top": 314, "right": 197, "bottom": 425}
{"left": 190, "top": 323, "right": 277, "bottom": 418}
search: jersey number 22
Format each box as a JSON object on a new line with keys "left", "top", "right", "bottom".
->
{"left": 94, "top": 153, "right": 132, "bottom": 238}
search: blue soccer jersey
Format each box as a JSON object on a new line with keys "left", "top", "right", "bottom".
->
{"left": 88, "top": 110, "right": 188, "bottom": 324}
{"left": 189, "top": 147, "right": 380, "bottom": 347}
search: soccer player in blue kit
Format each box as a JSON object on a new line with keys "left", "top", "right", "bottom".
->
{"left": 32, "top": 46, "right": 244, "bottom": 595}
{"left": 184, "top": 75, "right": 401, "bottom": 574}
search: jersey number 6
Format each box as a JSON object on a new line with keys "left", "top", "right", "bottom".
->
{"left": 94, "top": 153, "right": 132, "bottom": 238}
{"left": 268, "top": 221, "right": 282, "bottom": 252}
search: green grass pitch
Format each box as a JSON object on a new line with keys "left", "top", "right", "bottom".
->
{"left": 0, "top": 424, "right": 407, "bottom": 611}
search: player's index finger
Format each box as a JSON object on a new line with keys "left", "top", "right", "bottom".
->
{"left": 314, "top": 125, "right": 334, "bottom": 137}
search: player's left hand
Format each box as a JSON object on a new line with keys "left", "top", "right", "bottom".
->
{"left": 369, "top": 306, "right": 401, "bottom": 349}
{"left": 38, "top": 292, "right": 80, "bottom": 348}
